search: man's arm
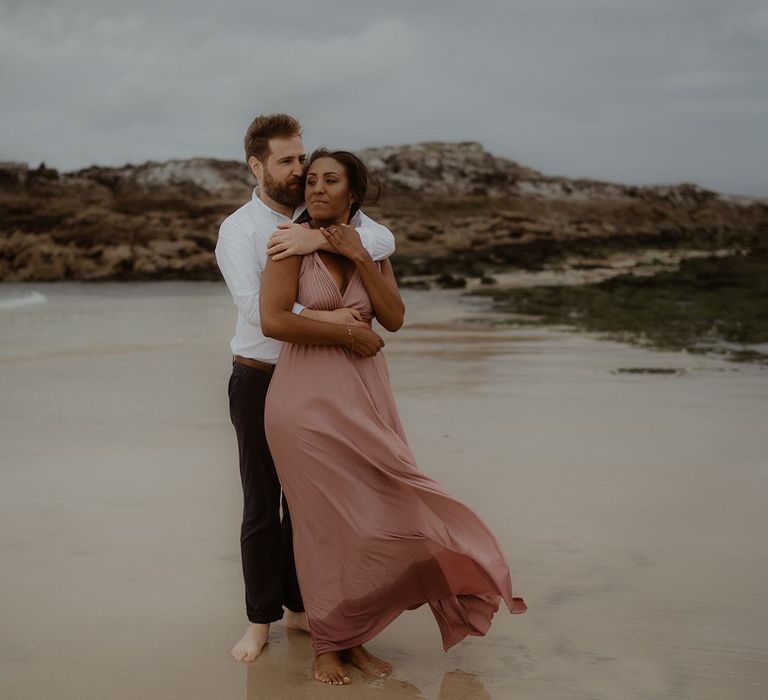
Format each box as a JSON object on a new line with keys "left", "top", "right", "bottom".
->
{"left": 300, "top": 306, "right": 366, "bottom": 325}
{"left": 266, "top": 211, "right": 396, "bottom": 262}
{"left": 215, "top": 220, "right": 305, "bottom": 325}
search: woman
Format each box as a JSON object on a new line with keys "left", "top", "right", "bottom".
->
{"left": 260, "top": 149, "right": 527, "bottom": 686}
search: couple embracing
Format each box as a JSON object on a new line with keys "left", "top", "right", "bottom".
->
{"left": 215, "top": 113, "right": 526, "bottom": 686}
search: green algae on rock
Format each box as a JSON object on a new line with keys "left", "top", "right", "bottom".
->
{"left": 468, "top": 248, "right": 768, "bottom": 365}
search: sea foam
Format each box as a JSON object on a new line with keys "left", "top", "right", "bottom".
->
{"left": 0, "top": 291, "right": 48, "bottom": 310}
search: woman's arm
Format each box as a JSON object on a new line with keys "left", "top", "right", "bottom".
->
{"left": 260, "top": 255, "right": 386, "bottom": 357}
{"left": 321, "top": 225, "right": 405, "bottom": 332}
{"left": 356, "top": 257, "right": 405, "bottom": 332}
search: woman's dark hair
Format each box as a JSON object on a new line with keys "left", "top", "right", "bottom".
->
{"left": 304, "top": 148, "right": 381, "bottom": 219}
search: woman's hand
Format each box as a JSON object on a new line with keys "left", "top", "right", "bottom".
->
{"left": 347, "top": 326, "right": 385, "bottom": 357}
{"left": 320, "top": 224, "right": 370, "bottom": 263}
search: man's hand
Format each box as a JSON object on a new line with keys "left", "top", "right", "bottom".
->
{"left": 320, "top": 223, "right": 369, "bottom": 263}
{"left": 300, "top": 308, "right": 367, "bottom": 326}
{"left": 346, "top": 326, "right": 385, "bottom": 357}
{"left": 267, "top": 223, "right": 321, "bottom": 261}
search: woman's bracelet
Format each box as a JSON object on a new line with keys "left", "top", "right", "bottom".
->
{"left": 346, "top": 326, "right": 354, "bottom": 350}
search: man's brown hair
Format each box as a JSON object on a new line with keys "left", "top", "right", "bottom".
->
{"left": 243, "top": 113, "right": 302, "bottom": 164}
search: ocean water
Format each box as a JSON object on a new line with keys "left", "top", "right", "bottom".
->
{"left": 0, "top": 280, "right": 497, "bottom": 365}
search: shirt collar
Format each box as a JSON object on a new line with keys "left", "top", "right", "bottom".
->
{"left": 250, "top": 186, "right": 306, "bottom": 222}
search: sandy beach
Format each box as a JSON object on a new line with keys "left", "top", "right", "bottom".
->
{"left": 1, "top": 281, "right": 766, "bottom": 699}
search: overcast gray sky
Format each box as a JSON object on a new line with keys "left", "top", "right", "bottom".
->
{"left": 1, "top": 0, "right": 766, "bottom": 195}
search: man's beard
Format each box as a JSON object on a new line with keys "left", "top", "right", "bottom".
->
{"left": 262, "top": 166, "right": 304, "bottom": 209}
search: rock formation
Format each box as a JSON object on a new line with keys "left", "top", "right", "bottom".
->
{"left": 0, "top": 144, "right": 765, "bottom": 282}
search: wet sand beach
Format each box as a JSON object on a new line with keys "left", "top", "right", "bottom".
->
{"left": 1, "top": 282, "right": 766, "bottom": 699}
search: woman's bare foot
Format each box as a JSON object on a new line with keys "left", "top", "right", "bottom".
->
{"left": 230, "top": 622, "right": 269, "bottom": 662}
{"left": 283, "top": 610, "right": 311, "bottom": 632}
{"left": 313, "top": 652, "right": 352, "bottom": 685}
{"left": 343, "top": 645, "right": 393, "bottom": 677}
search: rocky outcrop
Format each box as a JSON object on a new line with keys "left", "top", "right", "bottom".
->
{"left": 70, "top": 158, "right": 251, "bottom": 198}
{"left": 358, "top": 141, "right": 541, "bottom": 196}
{"left": 0, "top": 143, "right": 765, "bottom": 282}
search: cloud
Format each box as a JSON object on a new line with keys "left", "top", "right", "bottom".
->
{"left": 0, "top": 0, "right": 765, "bottom": 195}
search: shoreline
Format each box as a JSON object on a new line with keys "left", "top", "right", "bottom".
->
{"left": 4, "top": 239, "right": 767, "bottom": 367}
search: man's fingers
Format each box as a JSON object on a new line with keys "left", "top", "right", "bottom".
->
{"left": 267, "top": 243, "right": 294, "bottom": 260}
{"left": 276, "top": 223, "right": 293, "bottom": 230}
{"left": 351, "top": 310, "right": 363, "bottom": 320}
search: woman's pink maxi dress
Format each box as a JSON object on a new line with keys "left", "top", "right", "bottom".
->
{"left": 264, "top": 252, "right": 527, "bottom": 655}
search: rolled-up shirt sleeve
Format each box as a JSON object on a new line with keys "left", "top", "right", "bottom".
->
{"left": 215, "top": 221, "right": 303, "bottom": 326}
{"left": 353, "top": 210, "right": 396, "bottom": 261}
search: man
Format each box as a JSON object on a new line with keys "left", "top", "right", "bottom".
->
{"left": 215, "top": 113, "right": 395, "bottom": 663}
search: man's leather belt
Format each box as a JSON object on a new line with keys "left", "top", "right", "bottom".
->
{"left": 233, "top": 354, "right": 275, "bottom": 373}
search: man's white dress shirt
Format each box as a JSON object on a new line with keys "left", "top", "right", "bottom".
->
{"left": 216, "top": 188, "right": 396, "bottom": 363}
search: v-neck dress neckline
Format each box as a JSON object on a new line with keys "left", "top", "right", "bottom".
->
{"left": 313, "top": 251, "right": 359, "bottom": 299}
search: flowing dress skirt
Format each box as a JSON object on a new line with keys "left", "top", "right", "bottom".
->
{"left": 264, "top": 253, "right": 526, "bottom": 654}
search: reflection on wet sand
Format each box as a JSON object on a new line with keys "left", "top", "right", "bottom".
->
{"left": 439, "top": 671, "right": 490, "bottom": 700}
{"left": 245, "top": 628, "right": 491, "bottom": 699}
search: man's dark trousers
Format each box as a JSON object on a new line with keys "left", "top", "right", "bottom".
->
{"left": 227, "top": 360, "right": 304, "bottom": 623}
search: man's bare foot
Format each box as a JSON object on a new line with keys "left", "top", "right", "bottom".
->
{"left": 313, "top": 652, "right": 352, "bottom": 685}
{"left": 343, "top": 645, "right": 393, "bottom": 677}
{"left": 230, "top": 622, "right": 269, "bottom": 663}
{"left": 284, "top": 610, "right": 311, "bottom": 633}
